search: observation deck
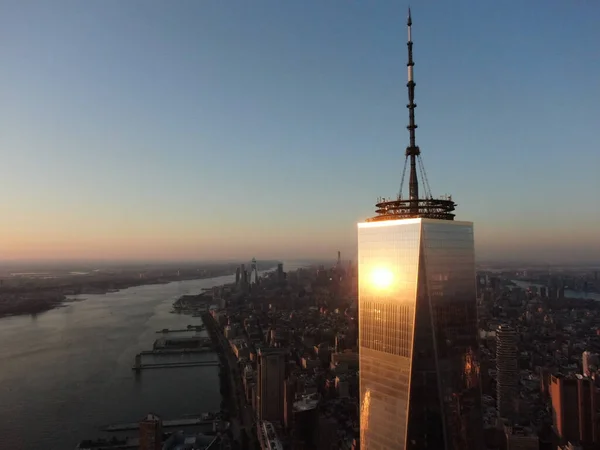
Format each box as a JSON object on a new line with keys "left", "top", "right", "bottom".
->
{"left": 366, "top": 196, "right": 456, "bottom": 222}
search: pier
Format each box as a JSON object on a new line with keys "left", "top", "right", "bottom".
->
{"left": 153, "top": 336, "right": 212, "bottom": 350}
{"left": 132, "top": 359, "right": 219, "bottom": 371}
{"left": 103, "top": 416, "right": 217, "bottom": 432}
{"left": 155, "top": 325, "right": 205, "bottom": 334}
{"left": 132, "top": 332, "right": 216, "bottom": 371}
{"left": 139, "top": 348, "right": 213, "bottom": 355}
{"left": 77, "top": 437, "right": 139, "bottom": 449}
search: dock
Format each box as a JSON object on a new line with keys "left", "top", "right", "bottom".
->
{"left": 103, "top": 417, "right": 217, "bottom": 432}
{"left": 156, "top": 325, "right": 205, "bottom": 334}
{"left": 139, "top": 348, "right": 213, "bottom": 355}
{"left": 153, "top": 336, "right": 212, "bottom": 350}
{"left": 77, "top": 437, "right": 138, "bottom": 449}
{"left": 132, "top": 360, "right": 219, "bottom": 371}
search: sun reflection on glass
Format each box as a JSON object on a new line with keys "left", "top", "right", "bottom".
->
{"left": 370, "top": 267, "right": 393, "bottom": 289}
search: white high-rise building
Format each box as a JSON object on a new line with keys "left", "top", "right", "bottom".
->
{"left": 582, "top": 350, "right": 598, "bottom": 377}
{"left": 496, "top": 324, "right": 519, "bottom": 418}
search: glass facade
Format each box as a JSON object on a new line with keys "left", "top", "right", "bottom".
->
{"left": 358, "top": 218, "right": 482, "bottom": 450}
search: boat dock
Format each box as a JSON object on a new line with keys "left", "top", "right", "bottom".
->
{"left": 132, "top": 360, "right": 219, "bottom": 371}
{"left": 139, "top": 348, "right": 213, "bottom": 356}
{"left": 103, "top": 416, "right": 217, "bottom": 432}
{"left": 153, "top": 336, "right": 212, "bottom": 350}
{"left": 76, "top": 437, "right": 138, "bottom": 449}
{"left": 156, "top": 325, "right": 205, "bottom": 334}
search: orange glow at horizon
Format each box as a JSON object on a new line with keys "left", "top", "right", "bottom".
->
{"left": 1, "top": 217, "right": 598, "bottom": 262}
{"left": 0, "top": 223, "right": 354, "bottom": 261}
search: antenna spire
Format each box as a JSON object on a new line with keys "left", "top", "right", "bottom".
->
{"left": 406, "top": 7, "right": 420, "bottom": 212}
{"left": 367, "top": 9, "right": 457, "bottom": 223}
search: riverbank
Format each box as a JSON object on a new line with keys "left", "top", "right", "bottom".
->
{"left": 0, "top": 275, "right": 230, "bottom": 449}
{"left": 0, "top": 270, "right": 239, "bottom": 319}
{"left": 0, "top": 262, "right": 305, "bottom": 449}
{"left": 0, "top": 294, "right": 66, "bottom": 318}
{"left": 511, "top": 279, "right": 600, "bottom": 302}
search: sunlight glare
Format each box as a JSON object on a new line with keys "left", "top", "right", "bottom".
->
{"left": 370, "top": 267, "right": 393, "bottom": 289}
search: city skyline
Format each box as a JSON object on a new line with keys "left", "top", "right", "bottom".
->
{"left": 1, "top": 1, "right": 599, "bottom": 262}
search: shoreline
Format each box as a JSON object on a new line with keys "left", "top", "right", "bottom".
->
{"left": 0, "top": 272, "right": 236, "bottom": 320}
{"left": 0, "top": 263, "right": 282, "bottom": 320}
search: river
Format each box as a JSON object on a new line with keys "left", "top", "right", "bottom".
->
{"left": 511, "top": 280, "right": 600, "bottom": 302}
{"left": 0, "top": 262, "right": 306, "bottom": 449}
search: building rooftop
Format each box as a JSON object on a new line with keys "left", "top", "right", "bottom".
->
{"left": 293, "top": 394, "right": 319, "bottom": 412}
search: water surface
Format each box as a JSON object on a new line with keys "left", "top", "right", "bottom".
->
{"left": 511, "top": 280, "right": 600, "bottom": 301}
{"left": 1, "top": 273, "right": 237, "bottom": 449}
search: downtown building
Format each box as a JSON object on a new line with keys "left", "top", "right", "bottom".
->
{"left": 496, "top": 324, "right": 519, "bottom": 418}
{"left": 256, "top": 347, "right": 286, "bottom": 423}
{"left": 357, "top": 10, "right": 483, "bottom": 450}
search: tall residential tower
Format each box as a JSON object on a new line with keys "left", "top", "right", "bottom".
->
{"left": 496, "top": 324, "right": 519, "bottom": 418}
{"left": 256, "top": 348, "right": 286, "bottom": 423}
{"left": 357, "top": 10, "right": 482, "bottom": 450}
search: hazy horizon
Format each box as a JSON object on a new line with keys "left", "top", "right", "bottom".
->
{"left": 0, "top": 253, "right": 598, "bottom": 267}
{"left": 1, "top": 1, "right": 599, "bottom": 262}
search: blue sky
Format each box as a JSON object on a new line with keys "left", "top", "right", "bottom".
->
{"left": 1, "top": 0, "right": 599, "bottom": 262}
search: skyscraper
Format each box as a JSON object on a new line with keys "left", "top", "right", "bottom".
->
{"left": 256, "top": 348, "right": 286, "bottom": 422}
{"left": 582, "top": 350, "right": 598, "bottom": 377}
{"left": 549, "top": 374, "right": 600, "bottom": 446}
{"left": 496, "top": 324, "right": 519, "bottom": 418}
{"left": 357, "top": 10, "right": 482, "bottom": 450}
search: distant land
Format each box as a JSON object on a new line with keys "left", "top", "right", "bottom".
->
{"left": 476, "top": 261, "right": 600, "bottom": 270}
{"left": 0, "top": 258, "right": 322, "bottom": 271}
{"left": 0, "top": 260, "right": 280, "bottom": 318}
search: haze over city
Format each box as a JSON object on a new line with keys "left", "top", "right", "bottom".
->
{"left": 1, "top": 1, "right": 599, "bottom": 263}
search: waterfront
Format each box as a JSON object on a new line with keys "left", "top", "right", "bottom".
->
{"left": 0, "top": 263, "right": 305, "bottom": 449}
{"left": 512, "top": 280, "right": 600, "bottom": 301}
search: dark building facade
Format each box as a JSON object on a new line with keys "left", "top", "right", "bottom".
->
{"left": 551, "top": 374, "right": 600, "bottom": 447}
{"left": 138, "top": 413, "right": 162, "bottom": 450}
{"left": 256, "top": 348, "right": 286, "bottom": 422}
